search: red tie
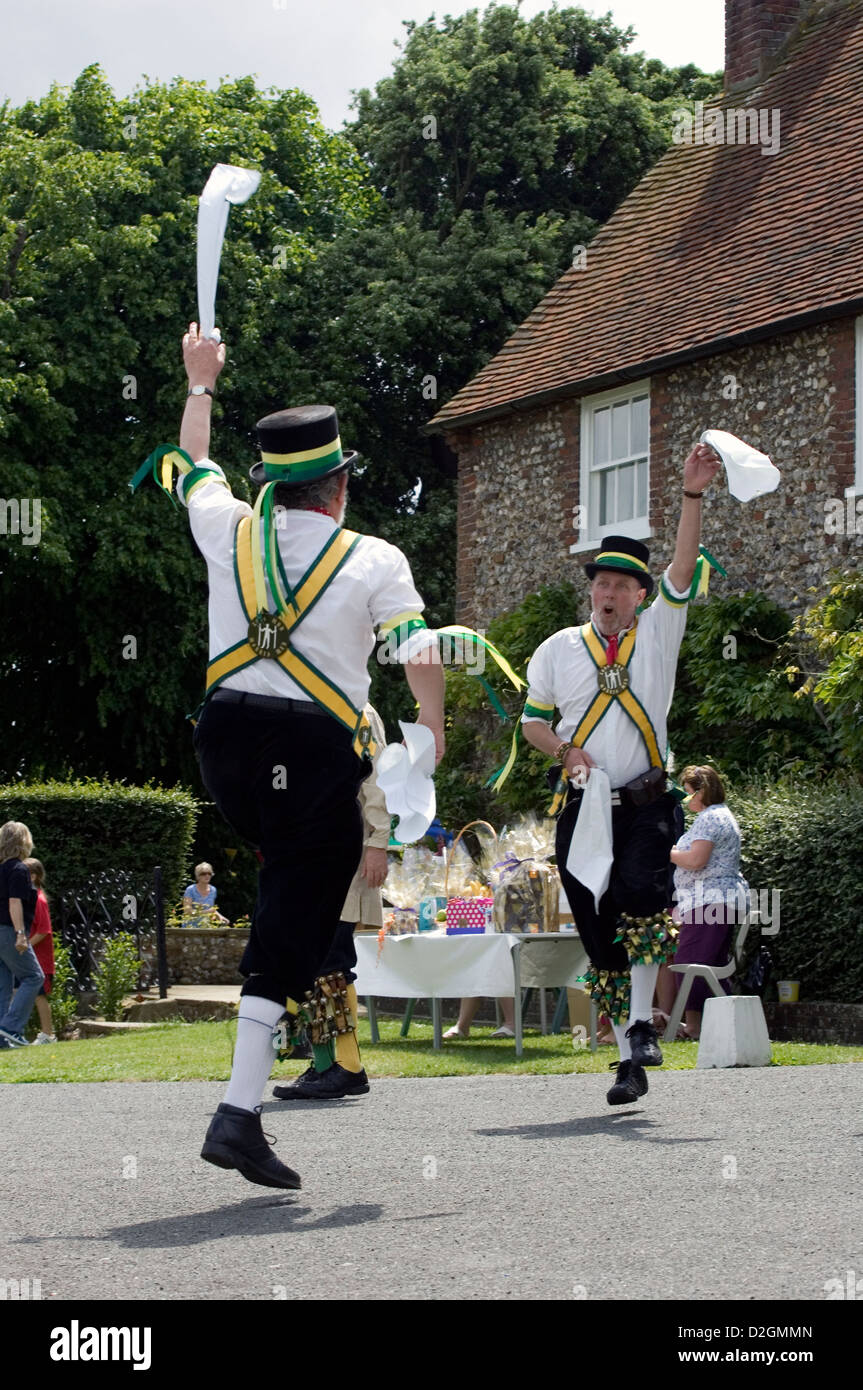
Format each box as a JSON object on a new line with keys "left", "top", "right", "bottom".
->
{"left": 605, "top": 634, "right": 619, "bottom": 666}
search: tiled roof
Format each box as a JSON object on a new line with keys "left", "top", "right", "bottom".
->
{"left": 428, "top": 0, "right": 863, "bottom": 432}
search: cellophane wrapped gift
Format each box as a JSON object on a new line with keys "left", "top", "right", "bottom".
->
{"left": 443, "top": 838, "right": 485, "bottom": 898}
{"left": 383, "top": 847, "right": 443, "bottom": 914}
{"left": 486, "top": 816, "right": 559, "bottom": 935}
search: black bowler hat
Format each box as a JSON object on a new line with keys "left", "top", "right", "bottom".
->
{"left": 584, "top": 535, "right": 654, "bottom": 595}
{"left": 250, "top": 404, "right": 358, "bottom": 487}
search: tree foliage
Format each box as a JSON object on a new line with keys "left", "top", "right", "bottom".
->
{"left": 349, "top": 4, "right": 720, "bottom": 239}
{"left": 668, "top": 593, "right": 838, "bottom": 779}
{"left": 783, "top": 572, "right": 863, "bottom": 770}
{"left": 0, "top": 69, "right": 376, "bottom": 784}
{"left": 0, "top": 13, "right": 722, "bottom": 785}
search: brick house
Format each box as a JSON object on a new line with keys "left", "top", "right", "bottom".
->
{"left": 427, "top": 0, "right": 863, "bottom": 627}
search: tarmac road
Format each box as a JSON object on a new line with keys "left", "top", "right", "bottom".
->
{"left": 1, "top": 1063, "right": 860, "bottom": 1301}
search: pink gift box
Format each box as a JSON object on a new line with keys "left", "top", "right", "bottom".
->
{"left": 445, "top": 898, "right": 494, "bottom": 935}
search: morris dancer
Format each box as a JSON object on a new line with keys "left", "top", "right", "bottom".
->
{"left": 521, "top": 443, "right": 720, "bottom": 1105}
{"left": 143, "top": 324, "right": 445, "bottom": 1189}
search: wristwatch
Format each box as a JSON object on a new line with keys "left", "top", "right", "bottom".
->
{"left": 187, "top": 385, "right": 215, "bottom": 399}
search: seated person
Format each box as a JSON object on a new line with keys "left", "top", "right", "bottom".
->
{"left": 669, "top": 765, "right": 749, "bottom": 1040}
{"left": 182, "top": 863, "right": 228, "bottom": 926}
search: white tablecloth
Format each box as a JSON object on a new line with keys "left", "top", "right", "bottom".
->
{"left": 354, "top": 932, "right": 589, "bottom": 998}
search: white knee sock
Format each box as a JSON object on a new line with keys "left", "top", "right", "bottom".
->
{"left": 612, "top": 1022, "right": 631, "bottom": 1061}
{"left": 223, "top": 996, "right": 286, "bottom": 1112}
{"left": 628, "top": 963, "right": 659, "bottom": 1025}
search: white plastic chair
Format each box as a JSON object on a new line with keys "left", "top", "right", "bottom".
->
{"left": 662, "top": 906, "right": 759, "bottom": 1042}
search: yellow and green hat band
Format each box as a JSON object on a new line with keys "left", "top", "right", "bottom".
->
{"left": 259, "top": 439, "right": 344, "bottom": 481}
{"left": 594, "top": 550, "right": 650, "bottom": 574}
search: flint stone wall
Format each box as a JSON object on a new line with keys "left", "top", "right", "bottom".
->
{"left": 163, "top": 928, "right": 248, "bottom": 985}
{"left": 450, "top": 316, "right": 860, "bottom": 627}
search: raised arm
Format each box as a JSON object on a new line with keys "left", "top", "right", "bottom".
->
{"left": 668, "top": 443, "right": 723, "bottom": 594}
{"left": 406, "top": 652, "right": 446, "bottom": 766}
{"left": 180, "top": 322, "right": 226, "bottom": 463}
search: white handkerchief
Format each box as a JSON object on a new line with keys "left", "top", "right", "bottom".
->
{"left": 375, "top": 721, "right": 437, "bottom": 845}
{"left": 197, "top": 164, "right": 262, "bottom": 340}
{"left": 565, "top": 767, "right": 613, "bottom": 913}
{"left": 700, "top": 429, "right": 780, "bottom": 502}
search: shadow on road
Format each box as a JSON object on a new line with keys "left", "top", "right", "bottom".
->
{"left": 12, "top": 1201, "right": 384, "bottom": 1250}
{"left": 475, "top": 1113, "right": 718, "bottom": 1143}
{"left": 107, "top": 1200, "right": 385, "bottom": 1248}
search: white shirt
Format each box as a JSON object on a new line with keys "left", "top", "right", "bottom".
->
{"left": 521, "top": 565, "right": 690, "bottom": 788}
{"left": 179, "top": 463, "right": 436, "bottom": 708}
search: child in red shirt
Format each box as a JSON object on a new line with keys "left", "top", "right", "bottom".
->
{"left": 23, "top": 858, "right": 56, "bottom": 1043}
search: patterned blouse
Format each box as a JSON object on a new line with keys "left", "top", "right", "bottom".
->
{"left": 673, "top": 804, "right": 749, "bottom": 915}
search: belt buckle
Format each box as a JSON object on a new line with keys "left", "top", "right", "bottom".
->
{"left": 610, "top": 790, "right": 621, "bottom": 806}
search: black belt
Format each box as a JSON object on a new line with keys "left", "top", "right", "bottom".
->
{"left": 209, "top": 689, "right": 330, "bottom": 716}
{"left": 566, "top": 777, "right": 669, "bottom": 809}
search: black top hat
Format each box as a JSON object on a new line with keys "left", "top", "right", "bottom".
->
{"left": 583, "top": 535, "right": 654, "bottom": 595}
{"left": 250, "top": 404, "right": 357, "bottom": 487}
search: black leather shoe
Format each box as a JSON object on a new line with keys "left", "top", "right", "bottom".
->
{"left": 201, "top": 1103, "right": 301, "bottom": 1189}
{"left": 626, "top": 1019, "right": 663, "bottom": 1066}
{"left": 606, "top": 1059, "right": 648, "bottom": 1106}
{"left": 273, "top": 1063, "right": 369, "bottom": 1101}
{"left": 272, "top": 1067, "right": 317, "bottom": 1100}
{"left": 274, "top": 1065, "right": 316, "bottom": 1093}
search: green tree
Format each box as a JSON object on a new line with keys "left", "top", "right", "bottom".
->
{"left": 0, "top": 12, "right": 722, "bottom": 784}
{"left": 784, "top": 572, "right": 863, "bottom": 771}
{"left": 667, "top": 593, "right": 838, "bottom": 779}
{"left": 349, "top": 4, "right": 720, "bottom": 240}
{"left": 0, "top": 68, "right": 377, "bottom": 785}
{"left": 337, "top": 2, "right": 722, "bottom": 676}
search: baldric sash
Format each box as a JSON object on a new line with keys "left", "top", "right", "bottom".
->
{"left": 548, "top": 620, "right": 662, "bottom": 814}
{"left": 206, "top": 516, "right": 376, "bottom": 758}
{"left": 573, "top": 621, "right": 663, "bottom": 768}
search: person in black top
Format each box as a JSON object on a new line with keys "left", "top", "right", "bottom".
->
{"left": 0, "top": 821, "right": 43, "bottom": 1048}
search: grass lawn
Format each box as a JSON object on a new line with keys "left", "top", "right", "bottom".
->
{"left": 2, "top": 1017, "right": 862, "bottom": 1083}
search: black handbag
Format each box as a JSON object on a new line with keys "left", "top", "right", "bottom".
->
{"left": 740, "top": 946, "right": 773, "bottom": 997}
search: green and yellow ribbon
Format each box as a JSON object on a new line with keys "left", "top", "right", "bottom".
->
{"left": 689, "top": 545, "right": 727, "bottom": 600}
{"left": 129, "top": 444, "right": 195, "bottom": 509}
{"left": 129, "top": 443, "right": 228, "bottom": 510}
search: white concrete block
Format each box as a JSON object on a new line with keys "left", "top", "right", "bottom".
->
{"left": 696, "top": 995, "right": 772, "bottom": 1068}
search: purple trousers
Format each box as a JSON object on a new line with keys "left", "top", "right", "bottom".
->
{"left": 671, "top": 908, "right": 735, "bottom": 1014}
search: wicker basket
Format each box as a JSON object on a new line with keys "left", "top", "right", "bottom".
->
{"left": 443, "top": 820, "right": 498, "bottom": 933}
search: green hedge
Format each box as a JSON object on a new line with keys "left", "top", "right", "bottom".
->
{"left": 728, "top": 780, "right": 863, "bottom": 1004}
{"left": 0, "top": 779, "right": 197, "bottom": 910}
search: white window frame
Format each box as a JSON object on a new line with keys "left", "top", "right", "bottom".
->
{"left": 849, "top": 314, "right": 863, "bottom": 499}
{"left": 570, "top": 379, "right": 652, "bottom": 554}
